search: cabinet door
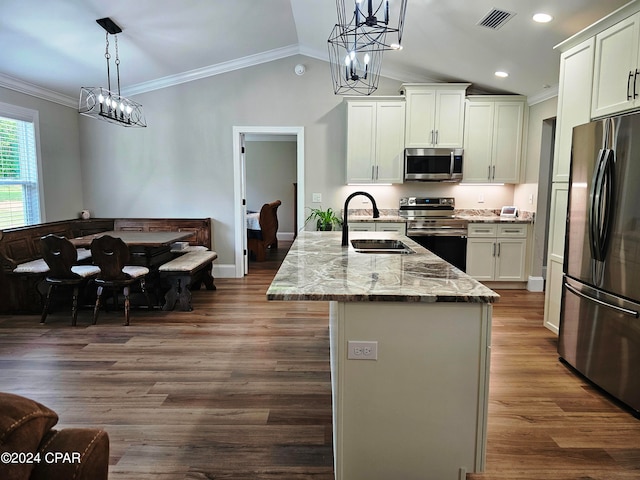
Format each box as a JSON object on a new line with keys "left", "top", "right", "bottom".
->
{"left": 346, "top": 102, "right": 376, "bottom": 183}
{"left": 543, "top": 257, "right": 564, "bottom": 334}
{"left": 404, "top": 89, "right": 436, "bottom": 147}
{"left": 492, "top": 101, "right": 524, "bottom": 183}
{"left": 591, "top": 13, "right": 640, "bottom": 118}
{"left": 375, "top": 102, "right": 405, "bottom": 183}
{"left": 434, "top": 90, "right": 466, "bottom": 148}
{"left": 495, "top": 239, "right": 527, "bottom": 281}
{"left": 554, "top": 38, "right": 595, "bottom": 182}
{"left": 466, "top": 238, "right": 496, "bottom": 281}
{"left": 462, "top": 102, "right": 493, "bottom": 182}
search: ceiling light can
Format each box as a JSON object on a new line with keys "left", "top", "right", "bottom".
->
{"left": 295, "top": 64, "right": 306, "bottom": 76}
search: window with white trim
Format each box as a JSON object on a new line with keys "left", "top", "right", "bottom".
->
{"left": 0, "top": 103, "right": 42, "bottom": 229}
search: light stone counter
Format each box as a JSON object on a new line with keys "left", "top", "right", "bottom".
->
{"left": 266, "top": 231, "right": 498, "bottom": 303}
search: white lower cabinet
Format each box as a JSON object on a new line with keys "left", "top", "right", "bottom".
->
{"left": 348, "top": 222, "right": 406, "bottom": 234}
{"left": 466, "top": 224, "right": 528, "bottom": 282}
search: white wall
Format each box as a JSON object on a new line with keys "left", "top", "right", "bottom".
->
{"left": 245, "top": 140, "right": 296, "bottom": 235}
{"left": 515, "top": 96, "right": 558, "bottom": 279}
{"left": 0, "top": 87, "right": 84, "bottom": 222}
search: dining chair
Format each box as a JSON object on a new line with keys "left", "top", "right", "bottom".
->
{"left": 90, "top": 235, "right": 150, "bottom": 326}
{"left": 39, "top": 234, "right": 101, "bottom": 326}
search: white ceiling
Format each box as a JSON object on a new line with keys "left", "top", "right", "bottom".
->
{"left": 0, "top": 0, "right": 631, "bottom": 105}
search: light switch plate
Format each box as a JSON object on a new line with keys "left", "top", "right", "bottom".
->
{"left": 312, "top": 193, "right": 322, "bottom": 203}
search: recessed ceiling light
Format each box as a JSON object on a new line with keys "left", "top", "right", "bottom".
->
{"left": 533, "top": 13, "right": 553, "bottom": 23}
{"left": 495, "top": 71, "right": 509, "bottom": 78}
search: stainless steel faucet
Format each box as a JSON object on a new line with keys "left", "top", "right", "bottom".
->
{"left": 341, "top": 191, "right": 380, "bottom": 246}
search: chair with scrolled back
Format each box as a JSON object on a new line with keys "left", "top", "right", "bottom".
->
{"left": 90, "top": 235, "right": 150, "bottom": 326}
{"left": 247, "top": 200, "right": 281, "bottom": 261}
{"left": 39, "top": 234, "right": 101, "bottom": 326}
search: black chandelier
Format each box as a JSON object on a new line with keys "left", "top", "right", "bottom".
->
{"left": 328, "top": 0, "right": 407, "bottom": 95}
{"left": 79, "top": 17, "right": 146, "bottom": 127}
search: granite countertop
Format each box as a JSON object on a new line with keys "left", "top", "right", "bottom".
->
{"left": 267, "top": 231, "right": 499, "bottom": 303}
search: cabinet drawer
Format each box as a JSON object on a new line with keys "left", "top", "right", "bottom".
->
{"left": 497, "top": 224, "right": 527, "bottom": 238}
{"left": 376, "top": 222, "right": 406, "bottom": 233}
{"left": 349, "top": 222, "right": 375, "bottom": 232}
{"left": 468, "top": 224, "right": 498, "bottom": 237}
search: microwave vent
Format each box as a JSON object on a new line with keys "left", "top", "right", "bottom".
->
{"left": 477, "top": 8, "right": 516, "bottom": 30}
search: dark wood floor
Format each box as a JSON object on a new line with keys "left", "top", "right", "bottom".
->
{"left": 1, "top": 242, "right": 639, "bottom": 479}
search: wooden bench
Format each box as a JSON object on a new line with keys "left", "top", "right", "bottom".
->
{"left": 0, "top": 217, "right": 213, "bottom": 314}
{"left": 158, "top": 250, "right": 218, "bottom": 311}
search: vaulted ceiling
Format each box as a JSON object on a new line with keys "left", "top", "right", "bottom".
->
{"left": 0, "top": 0, "right": 631, "bottom": 105}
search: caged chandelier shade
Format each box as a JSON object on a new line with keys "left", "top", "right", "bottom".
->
{"left": 79, "top": 17, "right": 146, "bottom": 128}
{"left": 328, "top": 0, "right": 407, "bottom": 95}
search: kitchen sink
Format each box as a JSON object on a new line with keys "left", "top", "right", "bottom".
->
{"left": 350, "top": 239, "right": 415, "bottom": 254}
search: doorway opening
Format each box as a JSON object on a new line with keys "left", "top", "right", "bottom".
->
{"left": 233, "top": 126, "right": 304, "bottom": 277}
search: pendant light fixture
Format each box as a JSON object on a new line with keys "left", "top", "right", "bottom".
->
{"left": 328, "top": 0, "right": 407, "bottom": 95}
{"left": 79, "top": 17, "right": 146, "bottom": 127}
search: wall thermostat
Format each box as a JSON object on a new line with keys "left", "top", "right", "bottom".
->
{"left": 500, "top": 206, "right": 518, "bottom": 218}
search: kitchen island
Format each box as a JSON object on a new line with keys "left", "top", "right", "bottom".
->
{"left": 267, "top": 231, "right": 499, "bottom": 480}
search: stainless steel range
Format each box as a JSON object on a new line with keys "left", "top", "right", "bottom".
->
{"left": 400, "top": 197, "right": 468, "bottom": 271}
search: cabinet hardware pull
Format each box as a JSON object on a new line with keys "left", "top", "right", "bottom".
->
{"left": 492, "top": 243, "right": 496, "bottom": 257}
{"left": 497, "top": 243, "right": 501, "bottom": 257}
{"left": 634, "top": 69, "right": 639, "bottom": 99}
{"left": 371, "top": 165, "right": 375, "bottom": 181}
{"left": 430, "top": 130, "right": 435, "bottom": 145}
{"left": 487, "top": 165, "right": 491, "bottom": 180}
{"left": 492, "top": 165, "right": 496, "bottom": 180}
{"left": 628, "top": 70, "right": 634, "bottom": 100}
{"left": 435, "top": 130, "right": 439, "bottom": 145}
{"left": 376, "top": 165, "right": 379, "bottom": 180}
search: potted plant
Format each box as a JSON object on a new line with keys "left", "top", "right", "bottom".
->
{"left": 305, "top": 207, "right": 342, "bottom": 231}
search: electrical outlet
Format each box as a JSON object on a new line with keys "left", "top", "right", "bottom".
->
{"left": 477, "top": 194, "right": 485, "bottom": 203}
{"left": 347, "top": 341, "right": 378, "bottom": 360}
{"left": 528, "top": 194, "right": 534, "bottom": 204}
{"left": 312, "top": 193, "right": 322, "bottom": 203}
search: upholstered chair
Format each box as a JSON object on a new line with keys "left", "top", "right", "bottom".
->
{"left": 0, "top": 392, "right": 109, "bottom": 480}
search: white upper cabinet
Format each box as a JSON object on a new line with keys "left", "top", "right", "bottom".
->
{"left": 401, "top": 83, "right": 469, "bottom": 148}
{"left": 462, "top": 96, "right": 526, "bottom": 184}
{"left": 554, "top": 38, "right": 595, "bottom": 183}
{"left": 592, "top": 12, "right": 640, "bottom": 118}
{"left": 346, "top": 98, "right": 405, "bottom": 184}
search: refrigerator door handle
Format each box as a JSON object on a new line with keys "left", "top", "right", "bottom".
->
{"left": 589, "top": 148, "right": 615, "bottom": 262}
{"left": 564, "top": 282, "right": 639, "bottom": 318}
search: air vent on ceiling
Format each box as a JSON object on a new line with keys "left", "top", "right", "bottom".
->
{"left": 477, "top": 8, "right": 516, "bottom": 30}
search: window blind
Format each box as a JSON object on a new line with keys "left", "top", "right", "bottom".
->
{"left": 0, "top": 115, "right": 41, "bottom": 229}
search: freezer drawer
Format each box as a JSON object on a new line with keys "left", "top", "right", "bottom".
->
{"left": 559, "top": 277, "right": 640, "bottom": 414}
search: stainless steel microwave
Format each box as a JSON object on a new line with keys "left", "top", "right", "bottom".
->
{"left": 404, "top": 148, "right": 463, "bottom": 182}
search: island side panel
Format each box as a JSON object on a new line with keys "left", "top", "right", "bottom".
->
{"left": 331, "top": 301, "right": 491, "bottom": 480}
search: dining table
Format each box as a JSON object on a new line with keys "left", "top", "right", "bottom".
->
{"left": 70, "top": 230, "right": 193, "bottom": 268}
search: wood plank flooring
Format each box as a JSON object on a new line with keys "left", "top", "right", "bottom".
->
{"left": 1, "top": 242, "right": 639, "bottom": 479}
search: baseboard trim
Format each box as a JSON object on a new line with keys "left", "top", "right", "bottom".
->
{"left": 213, "top": 264, "right": 237, "bottom": 278}
{"left": 527, "top": 276, "right": 545, "bottom": 292}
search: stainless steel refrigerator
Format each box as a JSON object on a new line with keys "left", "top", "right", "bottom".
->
{"left": 559, "top": 112, "right": 640, "bottom": 416}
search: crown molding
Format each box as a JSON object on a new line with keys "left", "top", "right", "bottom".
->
{"left": 527, "top": 84, "right": 559, "bottom": 106}
{"left": 0, "top": 73, "right": 76, "bottom": 108}
{"left": 122, "top": 44, "right": 301, "bottom": 96}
